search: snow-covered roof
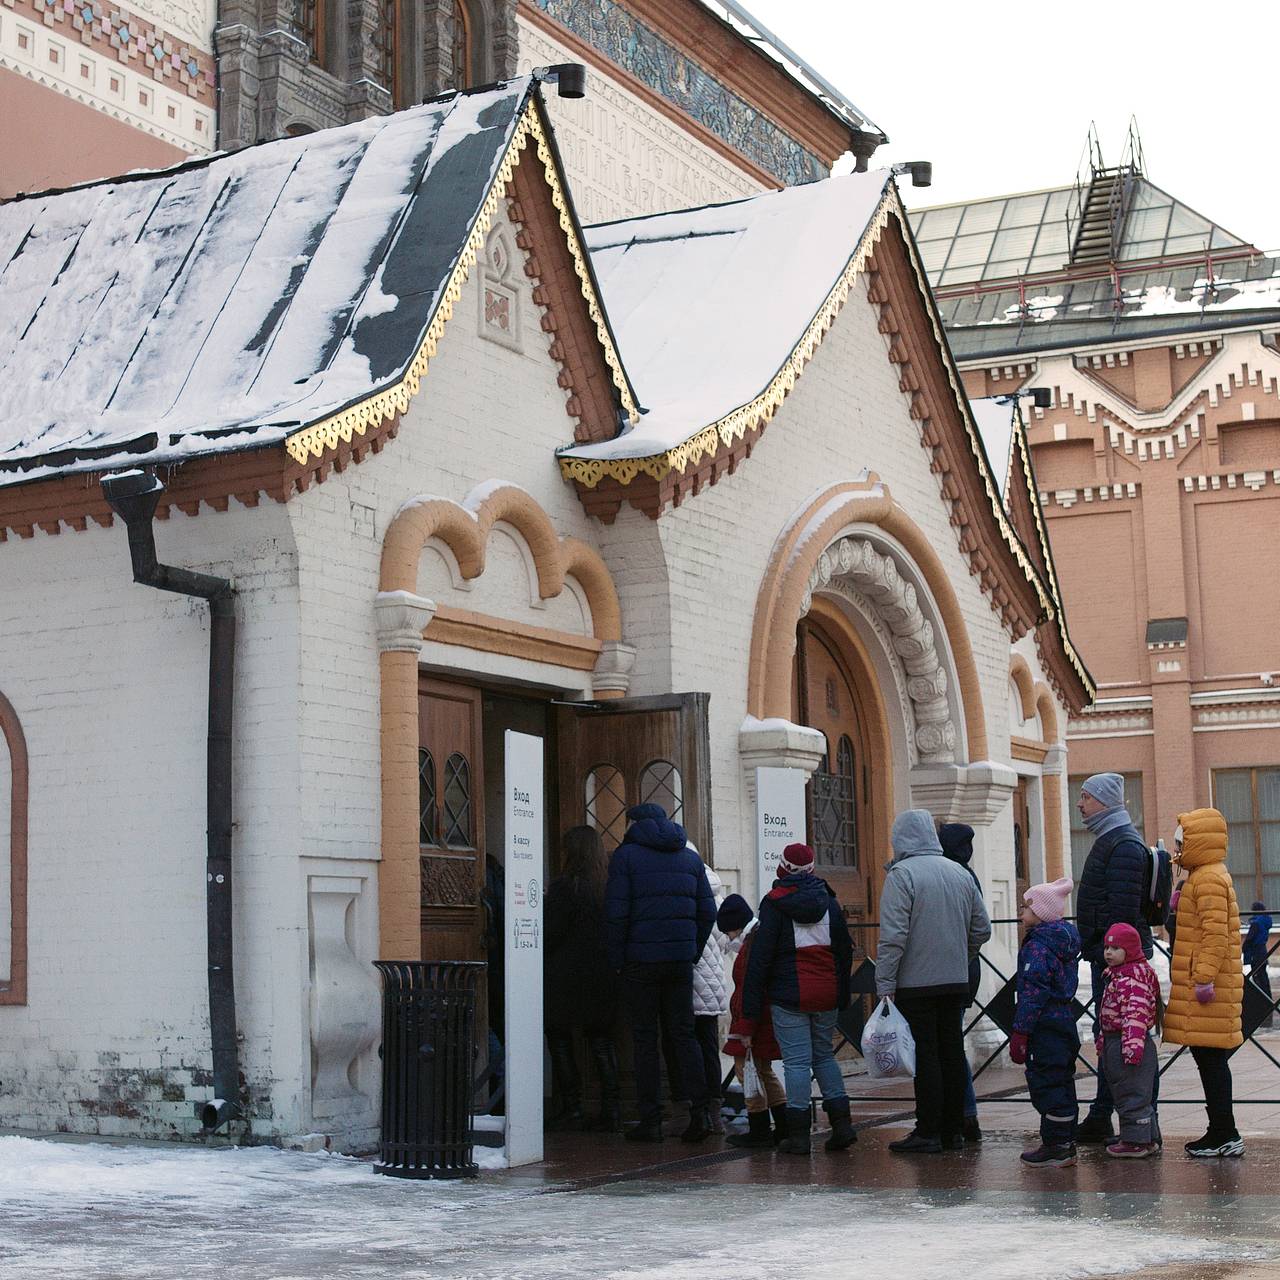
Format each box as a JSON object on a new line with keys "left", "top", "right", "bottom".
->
{"left": 0, "top": 79, "right": 583, "bottom": 488}
{"left": 559, "top": 170, "right": 892, "bottom": 464}
{"left": 969, "top": 396, "right": 1016, "bottom": 502}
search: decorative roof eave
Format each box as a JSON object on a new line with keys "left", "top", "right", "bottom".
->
{"left": 559, "top": 187, "right": 1053, "bottom": 636}
{"left": 283, "top": 93, "right": 639, "bottom": 468}
{"left": 1009, "top": 408, "right": 1096, "bottom": 709}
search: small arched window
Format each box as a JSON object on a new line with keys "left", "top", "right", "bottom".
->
{"left": 812, "top": 734, "right": 857, "bottom": 869}
{"left": 418, "top": 748, "right": 436, "bottom": 846}
{"left": 297, "top": 0, "right": 324, "bottom": 68}
{"left": 453, "top": 0, "right": 473, "bottom": 89}
{"left": 639, "top": 759, "right": 684, "bottom": 826}
{"left": 0, "top": 691, "right": 28, "bottom": 1006}
{"left": 442, "top": 752, "right": 472, "bottom": 848}
{"left": 585, "top": 764, "right": 627, "bottom": 851}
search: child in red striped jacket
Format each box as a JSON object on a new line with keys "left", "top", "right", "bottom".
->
{"left": 1098, "top": 922, "right": 1162, "bottom": 1158}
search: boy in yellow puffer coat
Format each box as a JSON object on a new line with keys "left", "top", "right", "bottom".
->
{"left": 1164, "top": 808, "right": 1245, "bottom": 1157}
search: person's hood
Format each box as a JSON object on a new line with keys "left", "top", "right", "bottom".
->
{"left": 703, "top": 864, "right": 725, "bottom": 899}
{"left": 622, "top": 804, "right": 688, "bottom": 852}
{"left": 726, "top": 917, "right": 758, "bottom": 954}
{"left": 767, "top": 873, "right": 834, "bottom": 923}
{"left": 1177, "top": 807, "right": 1228, "bottom": 869}
{"left": 1030, "top": 918, "right": 1081, "bottom": 963}
{"left": 938, "top": 823, "right": 975, "bottom": 865}
{"left": 890, "top": 809, "right": 943, "bottom": 861}
{"left": 1104, "top": 922, "right": 1144, "bottom": 964}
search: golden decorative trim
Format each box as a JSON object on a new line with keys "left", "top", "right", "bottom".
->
{"left": 558, "top": 187, "right": 896, "bottom": 491}
{"left": 285, "top": 95, "right": 636, "bottom": 466}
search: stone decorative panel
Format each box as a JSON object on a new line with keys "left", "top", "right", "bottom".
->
{"left": 477, "top": 223, "right": 523, "bottom": 352}
{"left": 527, "top": 0, "right": 825, "bottom": 188}
{"left": 420, "top": 853, "right": 478, "bottom": 906}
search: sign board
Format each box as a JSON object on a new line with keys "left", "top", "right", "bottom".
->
{"left": 503, "top": 730, "right": 544, "bottom": 1167}
{"left": 754, "top": 767, "right": 808, "bottom": 901}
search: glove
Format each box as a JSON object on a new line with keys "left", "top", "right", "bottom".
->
{"left": 1169, "top": 888, "right": 1181, "bottom": 913}
{"left": 1094, "top": 1037, "right": 1103, "bottom": 1058}
{"left": 1123, "top": 1043, "right": 1142, "bottom": 1067}
{"left": 1009, "top": 1031, "right": 1029, "bottom": 1064}
{"left": 1195, "top": 982, "right": 1216, "bottom": 1004}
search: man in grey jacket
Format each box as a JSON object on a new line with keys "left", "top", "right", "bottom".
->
{"left": 877, "top": 809, "right": 992, "bottom": 1154}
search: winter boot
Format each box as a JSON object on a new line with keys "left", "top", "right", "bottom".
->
{"left": 1185, "top": 1130, "right": 1245, "bottom": 1158}
{"left": 680, "top": 1102, "right": 713, "bottom": 1144}
{"left": 769, "top": 1104, "right": 790, "bottom": 1145}
{"left": 1075, "top": 1111, "right": 1115, "bottom": 1144}
{"left": 1020, "top": 1142, "right": 1077, "bottom": 1168}
{"left": 962, "top": 1115, "right": 983, "bottom": 1144}
{"left": 822, "top": 1097, "right": 857, "bottom": 1152}
{"left": 587, "top": 1036, "right": 622, "bottom": 1133}
{"left": 546, "top": 1033, "right": 584, "bottom": 1131}
{"left": 1106, "top": 1140, "right": 1157, "bottom": 1159}
{"left": 888, "top": 1130, "right": 943, "bottom": 1154}
{"left": 709, "top": 1098, "right": 725, "bottom": 1135}
{"left": 727, "top": 1110, "right": 775, "bottom": 1149}
{"left": 776, "top": 1107, "right": 812, "bottom": 1155}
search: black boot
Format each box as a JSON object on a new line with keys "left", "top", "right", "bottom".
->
{"left": 962, "top": 1115, "right": 983, "bottom": 1144}
{"left": 727, "top": 1110, "right": 775, "bottom": 1148}
{"left": 776, "top": 1107, "right": 812, "bottom": 1155}
{"left": 770, "top": 1104, "right": 789, "bottom": 1145}
{"left": 1075, "top": 1111, "right": 1115, "bottom": 1144}
{"left": 546, "top": 1032, "right": 584, "bottom": 1132}
{"left": 823, "top": 1097, "right": 857, "bottom": 1151}
{"left": 587, "top": 1035, "right": 622, "bottom": 1133}
{"left": 680, "top": 1102, "right": 712, "bottom": 1143}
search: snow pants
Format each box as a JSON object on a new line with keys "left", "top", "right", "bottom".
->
{"left": 1025, "top": 1024, "right": 1079, "bottom": 1146}
{"left": 1101, "top": 1032, "right": 1160, "bottom": 1145}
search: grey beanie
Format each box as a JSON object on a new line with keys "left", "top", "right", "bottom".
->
{"left": 1081, "top": 772, "right": 1125, "bottom": 809}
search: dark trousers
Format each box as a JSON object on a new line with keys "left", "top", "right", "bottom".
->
{"left": 624, "top": 961, "right": 706, "bottom": 1126}
{"left": 1027, "top": 1024, "right": 1079, "bottom": 1146}
{"left": 693, "top": 1014, "right": 723, "bottom": 1103}
{"left": 1190, "top": 1045, "right": 1238, "bottom": 1137}
{"left": 1089, "top": 962, "right": 1162, "bottom": 1120}
{"left": 896, "top": 992, "right": 968, "bottom": 1140}
{"left": 1249, "top": 961, "right": 1273, "bottom": 1005}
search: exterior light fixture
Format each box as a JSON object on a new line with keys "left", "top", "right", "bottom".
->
{"left": 890, "top": 160, "right": 932, "bottom": 188}
{"left": 533, "top": 62, "right": 587, "bottom": 99}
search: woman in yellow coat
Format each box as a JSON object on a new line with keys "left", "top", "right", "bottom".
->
{"left": 1164, "top": 807, "right": 1245, "bottom": 1157}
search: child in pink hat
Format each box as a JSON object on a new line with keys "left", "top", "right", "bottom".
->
{"left": 1012, "top": 877, "right": 1082, "bottom": 1168}
{"left": 1097, "top": 922, "right": 1162, "bottom": 1158}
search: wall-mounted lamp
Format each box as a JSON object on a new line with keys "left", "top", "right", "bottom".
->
{"left": 890, "top": 160, "right": 932, "bottom": 188}
{"left": 533, "top": 63, "right": 587, "bottom": 100}
{"left": 1026, "top": 387, "right": 1054, "bottom": 409}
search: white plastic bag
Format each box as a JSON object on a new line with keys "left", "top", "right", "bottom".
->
{"left": 861, "top": 997, "right": 917, "bottom": 1079}
{"left": 742, "top": 1053, "right": 763, "bottom": 1101}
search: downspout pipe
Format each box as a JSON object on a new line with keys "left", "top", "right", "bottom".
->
{"left": 100, "top": 470, "right": 241, "bottom": 1133}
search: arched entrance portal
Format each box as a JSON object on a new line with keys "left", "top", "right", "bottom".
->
{"left": 790, "top": 598, "right": 894, "bottom": 955}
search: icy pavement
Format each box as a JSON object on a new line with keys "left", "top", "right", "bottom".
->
{"left": 0, "top": 1135, "right": 1271, "bottom": 1280}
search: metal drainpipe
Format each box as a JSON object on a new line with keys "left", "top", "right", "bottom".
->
{"left": 100, "top": 470, "right": 241, "bottom": 1133}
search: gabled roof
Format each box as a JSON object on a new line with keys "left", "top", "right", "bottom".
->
{"left": 0, "top": 78, "right": 637, "bottom": 492}
{"left": 970, "top": 394, "right": 1094, "bottom": 710}
{"left": 910, "top": 177, "right": 1249, "bottom": 289}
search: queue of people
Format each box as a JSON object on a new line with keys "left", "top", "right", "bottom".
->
{"left": 540, "top": 777, "right": 1271, "bottom": 1164}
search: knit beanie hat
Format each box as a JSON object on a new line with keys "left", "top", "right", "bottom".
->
{"left": 717, "top": 893, "right": 753, "bottom": 933}
{"left": 778, "top": 843, "right": 815, "bottom": 875}
{"left": 1252, "top": 900, "right": 1267, "bottom": 913}
{"left": 1104, "top": 922, "right": 1143, "bottom": 963}
{"left": 1024, "top": 876, "right": 1073, "bottom": 923}
{"left": 1081, "top": 772, "right": 1125, "bottom": 809}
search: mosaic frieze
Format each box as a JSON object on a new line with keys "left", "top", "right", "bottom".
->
{"left": 531, "top": 0, "right": 826, "bottom": 187}
{"left": 7, "top": 0, "right": 215, "bottom": 103}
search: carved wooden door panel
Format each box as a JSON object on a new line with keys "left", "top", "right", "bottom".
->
{"left": 794, "top": 621, "right": 874, "bottom": 952}
{"left": 418, "top": 677, "right": 485, "bottom": 963}
{"left": 1013, "top": 776, "right": 1032, "bottom": 907}
{"left": 554, "top": 693, "right": 712, "bottom": 863}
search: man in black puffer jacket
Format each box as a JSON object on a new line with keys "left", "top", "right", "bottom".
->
{"left": 1073, "top": 772, "right": 1155, "bottom": 1144}
{"left": 605, "top": 803, "right": 716, "bottom": 1143}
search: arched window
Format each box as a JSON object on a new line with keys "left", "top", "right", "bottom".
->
{"left": 442, "top": 751, "right": 472, "bottom": 848}
{"left": 811, "top": 734, "right": 857, "bottom": 869}
{"left": 585, "top": 764, "right": 627, "bottom": 851}
{"left": 639, "top": 759, "right": 683, "bottom": 826}
{"left": 0, "top": 691, "right": 28, "bottom": 1006}
{"left": 452, "top": 0, "right": 473, "bottom": 89}
{"left": 418, "top": 748, "right": 436, "bottom": 846}
{"left": 379, "top": 0, "right": 398, "bottom": 104}
{"left": 298, "top": 0, "right": 324, "bottom": 68}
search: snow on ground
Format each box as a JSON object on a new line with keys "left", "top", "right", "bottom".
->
{"left": 0, "top": 1136, "right": 1258, "bottom": 1280}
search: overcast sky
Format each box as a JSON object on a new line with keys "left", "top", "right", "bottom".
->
{"left": 744, "top": 0, "right": 1280, "bottom": 250}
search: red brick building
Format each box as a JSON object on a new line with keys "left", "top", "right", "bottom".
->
{"left": 913, "top": 135, "right": 1280, "bottom": 905}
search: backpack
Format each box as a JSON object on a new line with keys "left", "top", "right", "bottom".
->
{"left": 1142, "top": 840, "right": 1174, "bottom": 927}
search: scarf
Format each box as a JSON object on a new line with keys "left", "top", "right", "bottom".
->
{"left": 1084, "top": 803, "right": 1132, "bottom": 839}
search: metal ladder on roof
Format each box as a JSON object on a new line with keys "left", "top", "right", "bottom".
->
{"left": 1065, "top": 120, "right": 1145, "bottom": 265}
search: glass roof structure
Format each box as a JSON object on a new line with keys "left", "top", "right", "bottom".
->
{"left": 908, "top": 178, "right": 1248, "bottom": 289}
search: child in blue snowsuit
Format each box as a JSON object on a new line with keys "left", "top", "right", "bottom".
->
{"left": 1010, "top": 877, "right": 1081, "bottom": 1168}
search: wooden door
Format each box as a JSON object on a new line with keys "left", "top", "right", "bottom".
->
{"left": 418, "top": 678, "right": 485, "bottom": 962}
{"left": 1013, "top": 776, "right": 1032, "bottom": 907}
{"left": 554, "top": 693, "right": 712, "bottom": 859}
{"left": 794, "top": 620, "right": 874, "bottom": 950}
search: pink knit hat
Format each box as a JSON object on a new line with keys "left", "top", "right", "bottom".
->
{"left": 1024, "top": 876, "right": 1073, "bottom": 923}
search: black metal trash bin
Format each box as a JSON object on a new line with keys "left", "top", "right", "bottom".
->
{"left": 374, "top": 960, "right": 484, "bottom": 1179}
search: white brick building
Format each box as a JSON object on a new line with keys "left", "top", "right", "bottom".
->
{"left": 0, "top": 79, "right": 1090, "bottom": 1150}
